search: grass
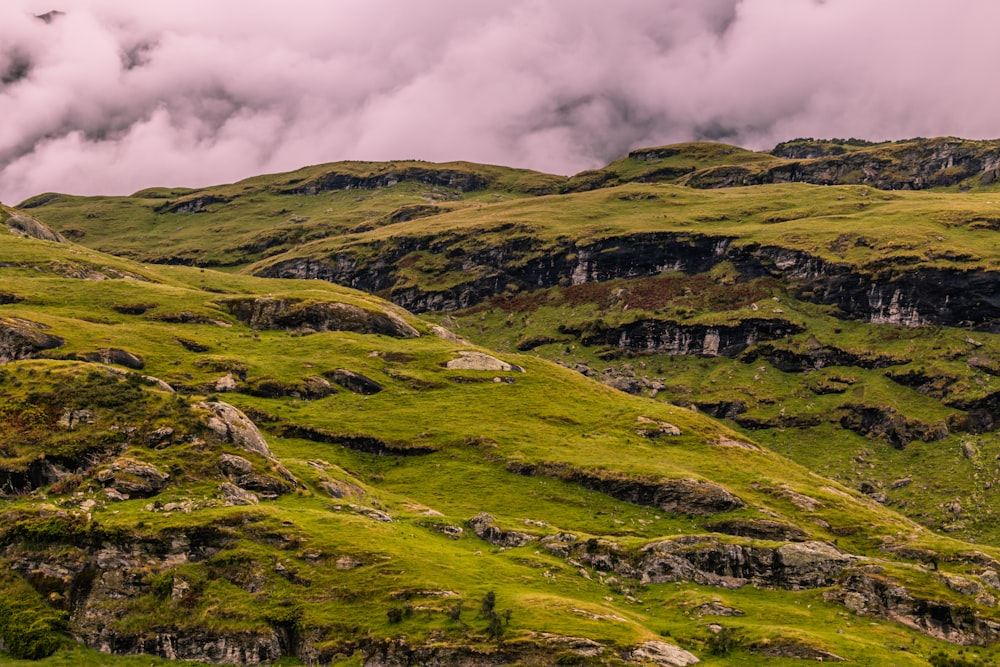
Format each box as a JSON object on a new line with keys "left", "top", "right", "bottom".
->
{"left": 6, "top": 142, "right": 1000, "bottom": 664}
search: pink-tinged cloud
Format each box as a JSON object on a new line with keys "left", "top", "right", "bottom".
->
{"left": 1, "top": 0, "right": 999, "bottom": 203}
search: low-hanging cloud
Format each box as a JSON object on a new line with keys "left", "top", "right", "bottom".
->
{"left": 2, "top": 0, "right": 999, "bottom": 203}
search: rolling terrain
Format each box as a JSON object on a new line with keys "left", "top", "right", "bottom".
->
{"left": 3, "top": 138, "right": 1000, "bottom": 665}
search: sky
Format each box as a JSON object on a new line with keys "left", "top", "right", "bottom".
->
{"left": 1, "top": 0, "right": 999, "bottom": 204}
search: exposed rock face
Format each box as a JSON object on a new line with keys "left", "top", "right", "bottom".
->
{"left": 278, "top": 166, "right": 496, "bottom": 196}
{"left": 764, "top": 138, "right": 1000, "bottom": 191}
{"left": 0, "top": 457, "right": 69, "bottom": 496}
{"left": 158, "top": 195, "right": 230, "bottom": 214}
{"left": 747, "top": 342, "right": 905, "bottom": 372}
{"left": 241, "top": 375, "right": 336, "bottom": 400}
{"left": 221, "top": 297, "right": 419, "bottom": 338}
{"left": 2, "top": 525, "right": 289, "bottom": 660}
{"left": 89, "top": 627, "right": 280, "bottom": 664}
{"left": 3, "top": 209, "right": 66, "bottom": 243}
{"left": 837, "top": 403, "right": 949, "bottom": 449}
{"left": 507, "top": 462, "right": 743, "bottom": 516}
{"left": 257, "top": 229, "right": 1000, "bottom": 332}
{"left": 360, "top": 637, "right": 579, "bottom": 667}
{"left": 0, "top": 317, "right": 64, "bottom": 362}
{"left": 580, "top": 317, "right": 800, "bottom": 357}
{"left": 215, "top": 373, "right": 238, "bottom": 392}
{"left": 827, "top": 568, "right": 1000, "bottom": 646}
{"left": 633, "top": 538, "right": 853, "bottom": 590}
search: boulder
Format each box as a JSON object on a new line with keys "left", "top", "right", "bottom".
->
{"left": 0, "top": 317, "right": 64, "bottom": 363}
{"left": 214, "top": 373, "right": 238, "bottom": 392}
{"left": 97, "top": 458, "right": 169, "bottom": 498}
{"left": 468, "top": 512, "right": 536, "bottom": 547}
{"left": 218, "top": 454, "right": 254, "bottom": 476}
{"left": 636, "top": 416, "right": 681, "bottom": 437}
{"left": 626, "top": 640, "right": 700, "bottom": 666}
{"left": 3, "top": 210, "right": 66, "bottom": 242}
{"left": 219, "top": 482, "right": 259, "bottom": 506}
{"left": 446, "top": 351, "right": 524, "bottom": 372}
{"left": 84, "top": 348, "right": 145, "bottom": 370}
{"left": 198, "top": 401, "right": 275, "bottom": 460}
{"left": 324, "top": 368, "right": 382, "bottom": 394}
{"left": 58, "top": 408, "right": 96, "bottom": 429}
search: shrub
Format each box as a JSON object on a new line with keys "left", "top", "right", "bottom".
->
{"left": 480, "top": 591, "right": 496, "bottom": 616}
{"left": 0, "top": 574, "right": 67, "bottom": 659}
{"left": 705, "top": 626, "right": 745, "bottom": 656}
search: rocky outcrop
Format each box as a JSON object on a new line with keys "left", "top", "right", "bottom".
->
{"left": 634, "top": 538, "right": 853, "bottom": 590}
{"left": 83, "top": 348, "right": 145, "bottom": 370}
{"left": 196, "top": 402, "right": 300, "bottom": 494}
{"left": 96, "top": 458, "right": 169, "bottom": 498}
{"left": 198, "top": 401, "right": 275, "bottom": 459}
{"left": 747, "top": 342, "right": 906, "bottom": 372}
{"left": 507, "top": 461, "right": 743, "bottom": 516}
{"left": 157, "top": 195, "right": 230, "bottom": 214}
{"left": 217, "top": 454, "right": 294, "bottom": 499}
{"left": 635, "top": 416, "right": 681, "bottom": 437}
{"left": 274, "top": 165, "right": 524, "bottom": 197}
{"left": 444, "top": 351, "right": 524, "bottom": 372}
{"left": 625, "top": 641, "right": 699, "bottom": 666}
{"left": 837, "top": 403, "right": 949, "bottom": 449}
{"left": 827, "top": 567, "right": 1000, "bottom": 646}
{"left": 748, "top": 640, "right": 845, "bottom": 662}
{"left": 0, "top": 317, "right": 64, "bottom": 362}
{"left": 3, "top": 209, "right": 66, "bottom": 243}
{"left": 241, "top": 375, "right": 336, "bottom": 400}
{"left": 324, "top": 369, "right": 383, "bottom": 394}
{"left": 684, "top": 138, "right": 1000, "bottom": 191}
{"left": 256, "top": 227, "right": 1000, "bottom": 332}
{"left": 87, "top": 628, "right": 281, "bottom": 665}
{"left": 272, "top": 422, "right": 436, "bottom": 456}
{"left": 221, "top": 297, "right": 419, "bottom": 338}
{"left": 579, "top": 317, "right": 801, "bottom": 357}
{"left": 468, "top": 512, "right": 536, "bottom": 548}
{"left": 705, "top": 518, "right": 809, "bottom": 542}
{"left": 0, "top": 458, "right": 69, "bottom": 497}
{"left": 255, "top": 232, "right": 733, "bottom": 314}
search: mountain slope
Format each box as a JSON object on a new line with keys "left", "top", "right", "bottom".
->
{"left": 2, "top": 208, "right": 1000, "bottom": 665}
{"left": 8, "top": 139, "right": 1000, "bottom": 665}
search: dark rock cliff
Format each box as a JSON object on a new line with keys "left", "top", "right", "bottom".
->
{"left": 256, "top": 231, "right": 1000, "bottom": 332}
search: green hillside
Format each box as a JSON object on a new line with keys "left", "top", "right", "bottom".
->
{"left": 5, "top": 139, "right": 1000, "bottom": 665}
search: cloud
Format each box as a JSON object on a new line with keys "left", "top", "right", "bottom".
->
{"left": 1, "top": 0, "right": 999, "bottom": 203}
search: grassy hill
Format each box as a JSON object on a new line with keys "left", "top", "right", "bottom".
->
{"left": 5, "top": 139, "right": 1000, "bottom": 665}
